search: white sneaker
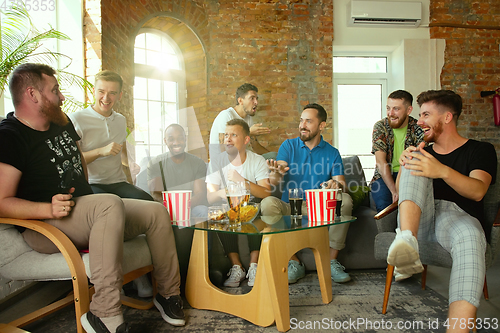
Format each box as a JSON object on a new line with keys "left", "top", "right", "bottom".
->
{"left": 246, "top": 263, "right": 258, "bottom": 287}
{"left": 387, "top": 228, "right": 424, "bottom": 275}
{"left": 394, "top": 269, "right": 412, "bottom": 282}
{"left": 223, "top": 265, "right": 246, "bottom": 287}
{"left": 133, "top": 274, "right": 153, "bottom": 298}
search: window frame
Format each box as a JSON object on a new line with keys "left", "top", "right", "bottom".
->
{"left": 333, "top": 53, "right": 391, "bottom": 182}
{"left": 133, "top": 29, "right": 187, "bottom": 160}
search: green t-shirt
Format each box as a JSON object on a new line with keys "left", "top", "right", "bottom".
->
{"left": 391, "top": 125, "right": 408, "bottom": 172}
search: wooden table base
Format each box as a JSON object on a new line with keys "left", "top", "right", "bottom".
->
{"left": 185, "top": 226, "right": 333, "bottom": 332}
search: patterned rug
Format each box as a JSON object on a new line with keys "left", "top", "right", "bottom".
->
{"left": 22, "top": 270, "right": 495, "bottom": 333}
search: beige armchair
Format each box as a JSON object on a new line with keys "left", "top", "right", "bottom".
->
{"left": 0, "top": 218, "right": 155, "bottom": 333}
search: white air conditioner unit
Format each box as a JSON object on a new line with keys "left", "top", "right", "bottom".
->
{"left": 347, "top": 0, "right": 422, "bottom": 27}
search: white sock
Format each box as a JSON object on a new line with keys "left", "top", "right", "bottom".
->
{"left": 101, "top": 314, "right": 124, "bottom": 332}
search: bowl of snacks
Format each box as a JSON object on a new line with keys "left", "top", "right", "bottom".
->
{"left": 239, "top": 202, "right": 260, "bottom": 223}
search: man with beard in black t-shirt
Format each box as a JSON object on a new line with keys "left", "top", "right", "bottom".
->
{"left": 387, "top": 90, "right": 497, "bottom": 332}
{"left": 0, "top": 64, "right": 186, "bottom": 333}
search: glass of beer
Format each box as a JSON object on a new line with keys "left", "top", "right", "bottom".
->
{"left": 239, "top": 180, "right": 251, "bottom": 207}
{"left": 225, "top": 181, "right": 245, "bottom": 228}
{"left": 289, "top": 188, "right": 304, "bottom": 217}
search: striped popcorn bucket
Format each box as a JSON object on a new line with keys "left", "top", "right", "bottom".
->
{"left": 162, "top": 190, "right": 192, "bottom": 224}
{"left": 305, "top": 189, "right": 338, "bottom": 226}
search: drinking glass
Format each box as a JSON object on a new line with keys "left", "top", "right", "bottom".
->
{"left": 335, "top": 189, "right": 343, "bottom": 220}
{"left": 289, "top": 188, "right": 304, "bottom": 217}
{"left": 239, "top": 180, "right": 251, "bottom": 208}
{"left": 209, "top": 205, "right": 229, "bottom": 229}
{"left": 225, "top": 181, "right": 244, "bottom": 228}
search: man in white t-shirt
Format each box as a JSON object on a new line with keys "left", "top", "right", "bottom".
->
{"left": 69, "top": 71, "right": 153, "bottom": 298}
{"left": 69, "top": 70, "right": 152, "bottom": 201}
{"left": 209, "top": 83, "right": 271, "bottom": 161}
{"left": 206, "top": 119, "right": 271, "bottom": 288}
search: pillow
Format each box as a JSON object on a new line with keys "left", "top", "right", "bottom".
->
{"left": 348, "top": 186, "right": 370, "bottom": 211}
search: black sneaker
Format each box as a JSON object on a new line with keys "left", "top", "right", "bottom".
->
{"left": 153, "top": 294, "right": 186, "bottom": 326}
{"left": 81, "top": 311, "right": 130, "bottom": 333}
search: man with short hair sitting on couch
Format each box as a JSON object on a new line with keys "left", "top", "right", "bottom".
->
{"left": 261, "top": 103, "right": 353, "bottom": 284}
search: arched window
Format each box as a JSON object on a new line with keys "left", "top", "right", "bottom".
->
{"left": 133, "top": 29, "right": 186, "bottom": 164}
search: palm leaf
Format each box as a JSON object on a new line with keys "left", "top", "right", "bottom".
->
{"left": 1, "top": 4, "right": 91, "bottom": 113}
{"left": 57, "top": 69, "right": 94, "bottom": 113}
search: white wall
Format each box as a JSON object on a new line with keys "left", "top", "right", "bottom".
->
{"left": 401, "top": 39, "right": 445, "bottom": 116}
{"left": 333, "top": 0, "right": 444, "bottom": 117}
{"left": 334, "top": 0, "right": 431, "bottom": 50}
{"left": 390, "top": 41, "right": 405, "bottom": 91}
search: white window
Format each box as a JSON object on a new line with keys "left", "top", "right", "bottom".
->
{"left": 0, "top": 1, "right": 84, "bottom": 115}
{"left": 333, "top": 56, "right": 389, "bottom": 182}
{"left": 133, "top": 29, "right": 186, "bottom": 165}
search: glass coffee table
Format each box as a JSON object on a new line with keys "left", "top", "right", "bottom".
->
{"left": 175, "top": 215, "right": 356, "bottom": 332}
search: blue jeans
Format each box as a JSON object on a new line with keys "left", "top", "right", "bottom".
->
{"left": 370, "top": 172, "right": 398, "bottom": 212}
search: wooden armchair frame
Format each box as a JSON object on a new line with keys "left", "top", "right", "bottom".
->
{"left": 0, "top": 218, "right": 154, "bottom": 333}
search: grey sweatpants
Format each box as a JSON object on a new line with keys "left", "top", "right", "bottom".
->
{"left": 398, "top": 166, "right": 486, "bottom": 307}
{"left": 22, "top": 193, "right": 181, "bottom": 318}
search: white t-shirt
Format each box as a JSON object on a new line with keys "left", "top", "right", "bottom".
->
{"left": 69, "top": 107, "right": 127, "bottom": 184}
{"left": 209, "top": 107, "right": 254, "bottom": 160}
{"left": 206, "top": 150, "right": 268, "bottom": 190}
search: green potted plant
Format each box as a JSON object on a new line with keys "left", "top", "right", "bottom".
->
{"left": 1, "top": 4, "right": 92, "bottom": 114}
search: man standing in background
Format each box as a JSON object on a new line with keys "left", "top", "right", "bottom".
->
{"left": 209, "top": 83, "right": 271, "bottom": 161}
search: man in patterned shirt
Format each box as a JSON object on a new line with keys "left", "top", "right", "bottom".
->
{"left": 371, "top": 90, "right": 424, "bottom": 213}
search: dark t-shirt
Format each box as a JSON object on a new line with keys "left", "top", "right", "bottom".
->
{"left": 0, "top": 112, "right": 93, "bottom": 202}
{"left": 425, "top": 139, "right": 497, "bottom": 241}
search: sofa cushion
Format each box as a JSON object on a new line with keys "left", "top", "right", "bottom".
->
{"left": 0, "top": 225, "right": 152, "bottom": 281}
{"left": 0, "top": 224, "right": 33, "bottom": 269}
{"left": 342, "top": 155, "right": 367, "bottom": 189}
{"left": 299, "top": 205, "right": 386, "bottom": 270}
{"left": 348, "top": 185, "right": 370, "bottom": 211}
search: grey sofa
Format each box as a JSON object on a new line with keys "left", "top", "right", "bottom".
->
{"left": 208, "top": 155, "right": 386, "bottom": 282}
{"left": 294, "top": 155, "right": 386, "bottom": 271}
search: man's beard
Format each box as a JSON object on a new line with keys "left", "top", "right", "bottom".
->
{"left": 389, "top": 114, "right": 407, "bottom": 129}
{"left": 423, "top": 120, "right": 443, "bottom": 143}
{"left": 40, "top": 96, "right": 68, "bottom": 127}
{"left": 244, "top": 105, "right": 256, "bottom": 117}
{"left": 299, "top": 128, "right": 320, "bottom": 142}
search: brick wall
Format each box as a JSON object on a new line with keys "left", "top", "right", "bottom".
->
{"left": 429, "top": 0, "right": 500, "bottom": 158}
{"left": 84, "top": 0, "right": 334, "bottom": 155}
{"left": 83, "top": 0, "right": 102, "bottom": 95}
